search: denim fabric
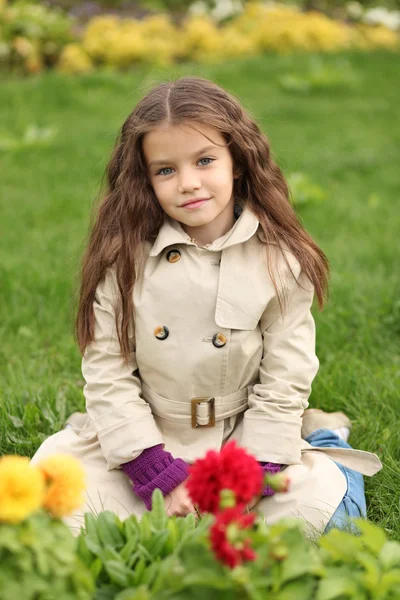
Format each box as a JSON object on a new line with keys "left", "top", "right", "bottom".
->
{"left": 305, "top": 428, "right": 367, "bottom": 533}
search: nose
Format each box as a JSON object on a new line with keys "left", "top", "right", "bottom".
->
{"left": 177, "top": 167, "right": 201, "bottom": 194}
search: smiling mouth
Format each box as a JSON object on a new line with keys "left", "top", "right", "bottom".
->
{"left": 181, "top": 198, "right": 211, "bottom": 209}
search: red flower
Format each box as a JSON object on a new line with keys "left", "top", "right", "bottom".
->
{"left": 210, "top": 507, "right": 257, "bottom": 568}
{"left": 186, "top": 440, "right": 263, "bottom": 514}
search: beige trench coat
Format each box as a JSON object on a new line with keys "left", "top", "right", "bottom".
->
{"left": 31, "top": 207, "right": 382, "bottom": 535}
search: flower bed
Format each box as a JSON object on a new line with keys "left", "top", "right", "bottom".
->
{"left": 0, "top": 0, "right": 399, "bottom": 75}
{"left": 1, "top": 444, "right": 400, "bottom": 599}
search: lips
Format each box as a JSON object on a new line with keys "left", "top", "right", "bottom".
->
{"left": 181, "top": 197, "right": 211, "bottom": 207}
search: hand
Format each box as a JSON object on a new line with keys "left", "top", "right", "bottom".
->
{"left": 164, "top": 481, "right": 197, "bottom": 517}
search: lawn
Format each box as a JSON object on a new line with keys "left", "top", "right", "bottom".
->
{"left": 0, "top": 51, "right": 399, "bottom": 538}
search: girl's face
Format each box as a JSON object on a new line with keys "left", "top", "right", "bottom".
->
{"left": 143, "top": 122, "right": 238, "bottom": 244}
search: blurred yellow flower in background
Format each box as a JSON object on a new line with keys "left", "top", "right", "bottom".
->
{"left": 38, "top": 454, "right": 85, "bottom": 519}
{"left": 58, "top": 43, "right": 93, "bottom": 74}
{"left": 355, "top": 23, "right": 400, "bottom": 49}
{"left": 0, "top": 456, "right": 45, "bottom": 524}
{"left": 180, "top": 15, "right": 222, "bottom": 62}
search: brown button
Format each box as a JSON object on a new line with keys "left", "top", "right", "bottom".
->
{"left": 154, "top": 325, "right": 169, "bottom": 340}
{"left": 166, "top": 249, "right": 181, "bottom": 263}
{"left": 212, "top": 333, "right": 227, "bottom": 348}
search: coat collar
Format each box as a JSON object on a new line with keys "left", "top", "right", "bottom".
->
{"left": 149, "top": 205, "right": 260, "bottom": 257}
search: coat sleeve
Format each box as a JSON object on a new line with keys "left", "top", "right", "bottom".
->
{"left": 240, "top": 263, "right": 319, "bottom": 466}
{"left": 81, "top": 269, "right": 164, "bottom": 470}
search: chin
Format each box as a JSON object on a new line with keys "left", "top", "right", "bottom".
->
{"left": 183, "top": 216, "right": 212, "bottom": 227}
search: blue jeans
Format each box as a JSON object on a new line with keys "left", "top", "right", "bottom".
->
{"left": 305, "top": 428, "right": 367, "bottom": 533}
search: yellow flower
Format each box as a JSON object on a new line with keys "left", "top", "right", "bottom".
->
{"left": 58, "top": 44, "right": 93, "bottom": 74}
{"left": 180, "top": 16, "right": 222, "bottom": 62}
{"left": 38, "top": 455, "right": 85, "bottom": 518}
{"left": 355, "top": 24, "right": 400, "bottom": 50}
{"left": 0, "top": 456, "right": 45, "bottom": 524}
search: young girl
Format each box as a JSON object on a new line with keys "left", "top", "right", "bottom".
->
{"left": 31, "top": 76, "right": 382, "bottom": 536}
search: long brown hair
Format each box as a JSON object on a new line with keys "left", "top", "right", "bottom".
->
{"left": 75, "top": 76, "right": 329, "bottom": 362}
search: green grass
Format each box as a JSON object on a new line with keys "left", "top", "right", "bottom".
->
{"left": 0, "top": 52, "right": 399, "bottom": 538}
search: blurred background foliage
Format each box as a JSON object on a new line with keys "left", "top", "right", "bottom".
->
{"left": 0, "top": 0, "right": 399, "bottom": 75}
{"left": 39, "top": 0, "right": 400, "bottom": 15}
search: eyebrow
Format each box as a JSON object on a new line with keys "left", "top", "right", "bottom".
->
{"left": 148, "top": 145, "right": 219, "bottom": 168}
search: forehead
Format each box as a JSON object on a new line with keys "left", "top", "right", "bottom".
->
{"left": 142, "top": 122, "right": 226, "bottom": 163}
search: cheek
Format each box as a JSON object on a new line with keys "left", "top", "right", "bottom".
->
{"left": 211, "top": 170, "right": 234, "bottom": 192}
{"left": 152, "top": 179, "right": 172, "bottom": 202}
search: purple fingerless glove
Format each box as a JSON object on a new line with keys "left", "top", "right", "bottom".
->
{"left": 259, "top": 462, "right": 282, "bottom": 497}
{"left": 121, "top": 444, "right": 190, "bottom": 510}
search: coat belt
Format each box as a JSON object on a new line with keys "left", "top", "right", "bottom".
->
{"left": 141, "top": 383, "right": 251, "bottom": 427}
{"left": 140, "top": 383, "right": 383, "bottom": 477}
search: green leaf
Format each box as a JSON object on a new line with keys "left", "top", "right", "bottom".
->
{"left": 182, "top": 568, "right": 231, "bottom": 589}
{"left": 103, "top": 560, "right": 132, "bottom": 588}
{"left": 273, "top": 577, "right": 317, "bottom": 600}
{"left": 85, "top": 535, "right": 103, "bottom": 557}
{"left": 316, "top": 568, "right": 361, "bottom": 600}
{"left": 90, "top": 558, "right": 103, "bottom": 580}
{"left": 184, "top": 513, "right": 196, "bottom": 534}
{"left": 96, "top": 512, "right": 125, "bottom": 550}
{"left": 176, "top": 516, "right": 189, "bottom": 539}
{"left": 148, "top": 530, "right": 171, "bottom": 559}
{"left": 142, "top": 561, "right": 158, "bottom": 586}
{"left": 0, "top": 526, "right": 21, "bottom": 552}
{"left": 357, "top": 551, "right": 381, "bottom": 591}
{"left": 132, "top": 557, "right": 147, "bottom": 586}
{"left": 379, "top": 542, "right": 400, "bottom": 570}
{"left": 84, "top": 513, "right": 101, "bottom": 541}
{"left": 71, "top": 559, "right": 96, "bottom": 597}
{"left": 124, "top": 516, "right": 140, "bottom": 541}
{"left": 319, "top": 529, "right": 363, "bottom": 562}
{"left": 127, "top": 551, "right": 141, "bottom": 570}
{"left": 101, "top": 546, "right": 126, "bottom": 564}
{"left": 354, "top": 519, "right": 387, "bottom": 554}
{"left": 94, "top": 584, "right": 121, "bottom": 600}
{"left": 34, "top": 546, "right": 51, "bottom": 577}
{"left": 152, "top": 555, "right": 184, "bottom": 594}
{"left": 115, "top": 587, "right": 151, "bottom": 600}
{"left": 76, "top": 533, "right": 95, "bottom": 566}
{"left": 279, "top": 543, "right": 319, "bottom": 584}
{"left": 149, "top": 489, "right": 168, "bottom": 532}
{"left": 137, "top": 543, "right": 153, "bottom": 562}
{"left": 120, "top": 536, "right": 140, "bottom": 564}
{"left": 138, "top": 513, "right": 152, "bottom": 544}
{"left": 165, "top": 519, "right": 179, "bottom": 554}
{"left": 379, "top": 569, "right": 400, "bottom": 597}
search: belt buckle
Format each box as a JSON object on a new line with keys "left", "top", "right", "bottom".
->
{"left": 191, "top": 397, "right": 216, "bottom": 428}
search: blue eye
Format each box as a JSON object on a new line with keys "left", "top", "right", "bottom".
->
{"left": 156, "top": 167, "right": 174, "bottom": 176}
{"left": 198, "top": 157, "right": 214, "bottom": 166}
{"left": 155, "top": 157, "right": 214, "bottom": 176}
